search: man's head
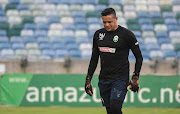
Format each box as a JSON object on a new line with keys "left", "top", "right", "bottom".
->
{"left": 101, "top": 8, "right": 118, "bottom": 31}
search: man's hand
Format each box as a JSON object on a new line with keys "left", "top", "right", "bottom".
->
{"left": 128, "top": 75, "right": 139, "bottom": 92}
{"left": 85, "top": 75, "right": 93, "bottom": 96}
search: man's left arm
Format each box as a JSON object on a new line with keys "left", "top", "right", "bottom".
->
{"left": 127, "top": 31, "right": 143, "bottom": 92}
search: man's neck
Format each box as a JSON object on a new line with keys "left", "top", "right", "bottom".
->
{"left": 112, "top": 25, "right": 119, "bottom": 31}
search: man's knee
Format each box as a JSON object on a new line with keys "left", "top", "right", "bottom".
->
{"left": 106, "top": 106, "right": 111, "bottom": 114}
{"left": 110, "top": 99, "right": 123, "bottom": 114}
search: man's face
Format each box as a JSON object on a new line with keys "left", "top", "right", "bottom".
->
{"left": 102, "top": 14, "right": 118, "bottom": 31}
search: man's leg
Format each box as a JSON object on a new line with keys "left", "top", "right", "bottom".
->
{"left": 110, "top": 99, "right": 123, "bottom": 114}
{"left": 98, "top": 80, "right": 113, "bottom": 114}
{"left": 110, "top": 77, "right": 129, "bottom": 114}
{"left": 106, "top": 106, "right": 111, "bottom": 114}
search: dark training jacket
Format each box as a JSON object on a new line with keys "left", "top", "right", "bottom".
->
{"left": 87, "top": 25, "right": 143, "bottom": 80}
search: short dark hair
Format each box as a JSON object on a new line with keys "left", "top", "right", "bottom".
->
{"left": 101, "top": 8, "right": 116, "bottom": 17}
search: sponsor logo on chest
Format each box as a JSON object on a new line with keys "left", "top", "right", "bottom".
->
{"left": 99, "top": 47, "right": 116, "bottom": 53}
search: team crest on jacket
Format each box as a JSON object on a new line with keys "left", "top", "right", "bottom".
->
{"left": 113, "top": 35, "right": 119, "bottom": 42}
{"left": 99, "top": 33, "right": 105, "bottom": 40}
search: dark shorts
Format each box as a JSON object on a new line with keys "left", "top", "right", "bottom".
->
{"left": 98, "top": 77, "right": 129, "bottom": 107}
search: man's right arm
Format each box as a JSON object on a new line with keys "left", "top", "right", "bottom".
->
{"left": 85, "top": 31, "right": 99, "bottom": 96}
{"left": 87, "top": 31, "right": 99, "bottom": 78}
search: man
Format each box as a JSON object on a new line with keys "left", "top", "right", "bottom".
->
{"left": 85, "top": 8, "right": 143, "bottom": 114}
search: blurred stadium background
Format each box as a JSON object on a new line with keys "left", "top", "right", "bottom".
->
{"left": 0, "top": 0, "right": 180, "bottom": 113}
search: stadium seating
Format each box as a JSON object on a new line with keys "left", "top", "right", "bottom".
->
{"left": 42, "top": 49, "right": 55, "bottom": 58}
{"left": 0, "top": 0, "right": 179, "bottom": 61}
{"left": 55, "top": 49, "right": 69, "bottom": 58}
{"left": 12, "top": 43, "right": 25, "bottom": 50}
{"left": 0, "top": 30, "right": 7, "bottom": 36}
{"left": 39, "top": 43, "right": 51, "bottom": 50}
{"left": 15, "top": 49, "right": 28, "bottom": 57}
{"left": 50, "top": 37, "right": 63, "bottom": 44}
{"left": 0, "top": 49, "right": 14, "bottom": 58}
{"left": 52, "top": 43, "right": 65, "bottom": 50}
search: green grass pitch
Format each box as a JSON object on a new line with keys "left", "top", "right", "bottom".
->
{"left": 0, "top": 107, "right": 180, "bottom": 114}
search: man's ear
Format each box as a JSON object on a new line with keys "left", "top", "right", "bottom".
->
{"left": 115, "top": 16, "right": 118, "bottom": 22}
